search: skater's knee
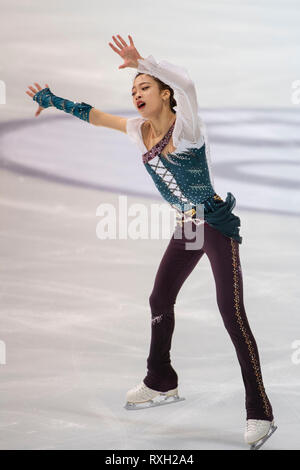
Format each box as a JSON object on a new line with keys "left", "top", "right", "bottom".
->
{"left": 149, "top": 291, "right": 175, "bottom": 313}
{"left": 149, "top": 291, "right": 160, "bottom": 310}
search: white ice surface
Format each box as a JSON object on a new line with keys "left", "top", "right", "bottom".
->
{"left": 1, "top": 0, "right": 300, "bottom": 451}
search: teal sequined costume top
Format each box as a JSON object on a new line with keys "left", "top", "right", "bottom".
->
{"left": 142, "top": 121, "right": 242, "bottom": 244}
{"left": 127, "top": 55, "right": 242, "bottom": 244}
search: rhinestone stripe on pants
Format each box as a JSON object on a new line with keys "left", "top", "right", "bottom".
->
{"left": 143, "top": 220, "right": 274, "bottom": 421}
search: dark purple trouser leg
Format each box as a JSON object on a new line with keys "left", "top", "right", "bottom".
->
{"left": 143, "top": 221, "right": 274, "bottom": 421}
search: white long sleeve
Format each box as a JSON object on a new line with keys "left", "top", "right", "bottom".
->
{"left": 136, "top": 54, "right": 201, "bottom": 144}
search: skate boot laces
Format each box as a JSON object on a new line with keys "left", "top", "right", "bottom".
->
{"left": 246, "top": 419, "right": 271, "bottom": 433}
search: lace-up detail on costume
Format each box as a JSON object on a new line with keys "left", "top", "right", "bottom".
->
{"left": 142, "top": 119, "right": 216, "bottom": 223}
{"left": 147, "top": 155, "right": 190, "bottom": 206}
{"left": 126, "top": 54, "right": 243, "bottom": 244}
{"left": 142, "top": 121, "right": 190, "bottom": 211}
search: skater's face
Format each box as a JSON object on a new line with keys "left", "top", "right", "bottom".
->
{"left": 132, "top": 74, "right": 171, "bottom": 117}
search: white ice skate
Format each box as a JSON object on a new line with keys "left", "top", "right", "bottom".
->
{"left": 244, "top": 419, "right": 277, "bottom": 450}
{"left": 124, "top": 381, "right": 185, "bottom": 410}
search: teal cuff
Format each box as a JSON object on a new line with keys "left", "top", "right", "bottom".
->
{"left": 33, "top": 87, "right": 93, "bottom": 122}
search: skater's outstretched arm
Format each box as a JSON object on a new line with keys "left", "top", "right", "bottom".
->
{"left": 109, "top": 34, "right": 204, "bottom": 145}
{"left": 25, "top": 83, "right": 128, "bottom": 133}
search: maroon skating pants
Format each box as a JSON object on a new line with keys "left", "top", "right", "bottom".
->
{"left": 143, "top": 220, "right": 274, "bottom": 421}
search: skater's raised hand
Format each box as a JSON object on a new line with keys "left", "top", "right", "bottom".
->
{"left": 108, "top": 34, "right": 144, "bottom": 69}
{"left": 25, "top": 82, "right": 50, "bottom": 117}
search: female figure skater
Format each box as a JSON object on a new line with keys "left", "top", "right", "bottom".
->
{"left": 26, "top": 34, "right": 277, "bottom": 450}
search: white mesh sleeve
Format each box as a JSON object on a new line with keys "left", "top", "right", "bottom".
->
{"left": 126, "top": 116, "right": 146, "bottom": 153}
{"left": 136, "top": 55, "right": 202, "bottom": 144}
{"left": 136, "top": 55, "right": 214, "bottom": 186}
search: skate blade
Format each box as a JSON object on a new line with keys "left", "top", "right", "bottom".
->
{"left": 249, "top": 423, "right": 278, "bottom": 450}
{"left": 124, "top": 394, "right": 185, "bottom": 410}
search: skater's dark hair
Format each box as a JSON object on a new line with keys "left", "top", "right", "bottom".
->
{"left": 134, "top": 72, "right": 177, "bottom": 114}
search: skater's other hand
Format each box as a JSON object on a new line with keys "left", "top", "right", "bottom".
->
{"left": 25, "top": 82, "right": 50, "bottom": 117}
{"left": 108, "top": 34, "right": 143, "bottom": 69}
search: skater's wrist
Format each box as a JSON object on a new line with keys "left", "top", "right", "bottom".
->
{"left": 32, "top": 87, "right": 93, "bottom": 122}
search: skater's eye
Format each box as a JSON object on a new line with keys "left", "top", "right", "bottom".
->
{"left": 132, "top": 87, "right": 149, "bottom": 96}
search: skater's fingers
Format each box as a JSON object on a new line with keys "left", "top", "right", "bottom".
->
{"left": 108, "top": 41, "right": 122, "bottom": 55}
{"left": 116, "top": 34, "right": 127, "bottom": 47}
{"left": 35, "top": 106, "right": 44, "bottom": 117}
{"left": 25, "top": 90, "right": 34, "bottom": 98}
{"left": 128, "top": 34, "right": 134, "bottom": 46}
{"left": 34, "top": 82, "right": 43, "bottom": 91}
{"left": 28, "top": 85, "right": 37, "bottom": 94}
{"left": 112, "top": 35, "right": 124, "bottom": 50}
